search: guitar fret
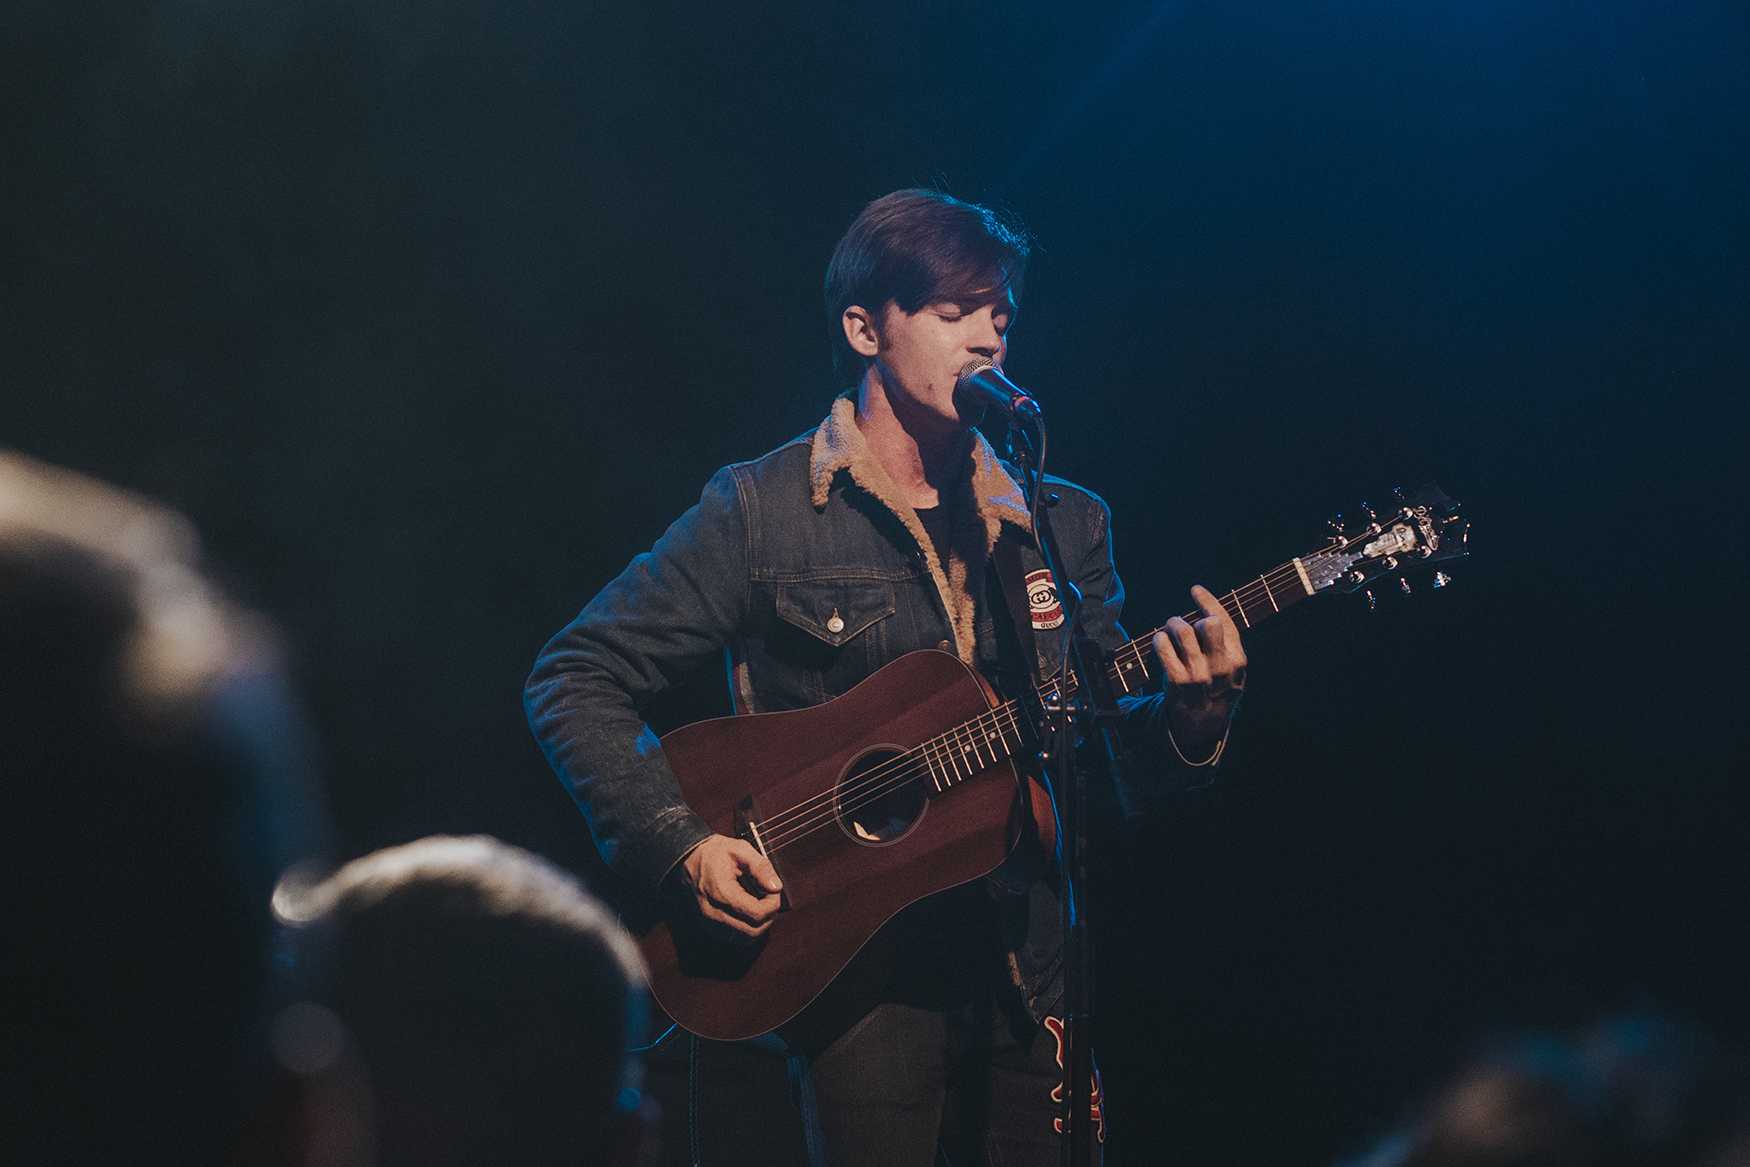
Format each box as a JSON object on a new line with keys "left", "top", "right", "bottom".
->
{"left": 959, "top": 723, "right": 979, "bottom": 771}
{"left": 1108, "top": 639, "right": 1151, "bottom": 694}
{"left": 1227, "top": 591, "right": 1251, "bottom": 629}
{"left": 928, "top": 734, "right": 952, "bottom": 788}
{"left": 922, "top": 741, "right": 944, "bottom": 794}
{"left": 1259, "top": 574, "right": 1279, "bottom": 613}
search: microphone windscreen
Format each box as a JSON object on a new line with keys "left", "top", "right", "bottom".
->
{"left": 956, "top": 358, "right": 995, "bottom": 387}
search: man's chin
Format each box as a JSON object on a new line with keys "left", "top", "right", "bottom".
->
{"left": 880, "top": 381, "right": 977, "bottom": 434}
{"left": 948, "top": 394, "right": 991, "bottom": 432}
{"left": 949, "top": 409, "right": 985, "bottom": 434}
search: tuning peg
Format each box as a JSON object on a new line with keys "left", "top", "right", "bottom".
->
{"left": 1363, "top": 588, "right": 1377, "bottom": 611}
{"left": 1398, "top": 578, "right": 1413, "bottom": 596}
{"left": 1359, "top": 501, "right": 1380, "bottom": 531}
{"left": 1432, "top": 571, "right": 1451, "bottom": 589}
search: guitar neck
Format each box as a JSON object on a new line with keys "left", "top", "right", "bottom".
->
{"left": 1048, "top": 554, "right": 1315, "bottom": 705}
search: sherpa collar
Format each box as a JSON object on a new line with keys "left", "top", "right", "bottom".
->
{"left": 806, "top": 394, "right": 1031, "bottom": 663}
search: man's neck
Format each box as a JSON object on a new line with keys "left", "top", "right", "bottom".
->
{"left": 854, "top": 375, "right": 971, "bottom": 510}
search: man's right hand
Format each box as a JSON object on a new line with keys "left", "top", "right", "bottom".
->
{"left": 676, "top": 834, "right": 783, "bottom": 940}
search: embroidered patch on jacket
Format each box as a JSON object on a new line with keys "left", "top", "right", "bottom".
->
{"left": 1025, "top": 569, "right": 1065, "bottom": 631}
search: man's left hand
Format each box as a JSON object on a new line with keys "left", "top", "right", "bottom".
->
{"left": 1152, "top": 584, "right": 1248, "bottom": 754}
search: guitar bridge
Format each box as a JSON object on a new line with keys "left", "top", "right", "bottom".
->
{"left": 734, "top": 796, "right": 792, "bottom": 910}
{"left": 739, "top": 809, "right": 771, "bottom": 860}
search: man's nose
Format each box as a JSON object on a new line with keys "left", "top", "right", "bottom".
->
{"left": 968, "top": 319, "right": 1004, "bottom": 360}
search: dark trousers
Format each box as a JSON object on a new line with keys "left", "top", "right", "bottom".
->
{"left": 788, "top": 996, "right": 1104, "bottom": 1167}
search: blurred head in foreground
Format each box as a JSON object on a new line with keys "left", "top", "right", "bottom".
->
{"left": 0, "top": 451, "right": 328, "bottom": 1160}
{"left": 1345, "top": 1014, "right": 1750, "bottom": 1167}
{"left": 275, "top": 834, "right": 649, "bottom": 1167}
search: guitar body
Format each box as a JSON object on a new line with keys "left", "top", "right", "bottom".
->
{"left": 632, "top": 649, "right": 1035, "bottom": 1042}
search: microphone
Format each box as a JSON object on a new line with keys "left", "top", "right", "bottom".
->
{"left": 955, "top": 359, "right": 1041, "bottom": 420}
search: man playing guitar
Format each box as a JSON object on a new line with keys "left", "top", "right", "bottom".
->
{"left": 526, "top": 188, "right": 1247, "bottom": 1166}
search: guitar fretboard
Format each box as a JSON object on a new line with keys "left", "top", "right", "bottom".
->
{"left": 1090, "top": 554, "right": 1313, "bottom": 704}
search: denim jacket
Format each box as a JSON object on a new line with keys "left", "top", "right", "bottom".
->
{"left": 525, "top": 395, "right": 1225, "bottom": 1022}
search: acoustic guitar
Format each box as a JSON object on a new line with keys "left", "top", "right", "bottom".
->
{"left": 629, "top": 487, "right": 1468, "bottom": 1040}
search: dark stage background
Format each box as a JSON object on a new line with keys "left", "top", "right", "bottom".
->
{"left": 7, "top": 3, "right": 1747, "bottom": 1163}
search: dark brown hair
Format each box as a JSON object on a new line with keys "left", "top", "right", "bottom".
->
{"left": 823, "top": 188, "right": 1033, "bottom": 382}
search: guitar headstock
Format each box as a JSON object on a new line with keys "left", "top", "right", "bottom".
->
{"left": 1300, "top": 485, "right": 1469, "bottom": 600}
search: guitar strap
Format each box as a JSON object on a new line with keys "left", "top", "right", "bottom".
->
{"left": 990, "top": 521, "right": 1065, "bottom": 886}
{"left": 991, "top": 530, "right": 1046, "bottom": 695}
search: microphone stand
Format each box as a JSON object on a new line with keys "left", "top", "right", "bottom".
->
{"left": 1007, "top": 412, "right": 1119, "bottom": 1167}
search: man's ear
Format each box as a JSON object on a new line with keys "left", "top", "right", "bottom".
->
{"left": 841, "top": 304, "right": 880, "bottom": 359}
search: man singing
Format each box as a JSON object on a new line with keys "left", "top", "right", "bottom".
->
{"left": 526, "top": 189, "right": 1247, "bottom": 1166}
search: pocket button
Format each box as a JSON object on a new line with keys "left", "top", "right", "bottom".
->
{"left": 825, "top": 610, "right": 846, "bottom": 635}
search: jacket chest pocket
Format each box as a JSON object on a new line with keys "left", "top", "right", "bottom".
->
{"left": 770, "top": 580, "right": 897, "bottom": 699}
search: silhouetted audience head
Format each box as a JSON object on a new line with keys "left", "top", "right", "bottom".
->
{"left": 275, "top": 834, "right": 649, "bottom": 1166}
{"left": 1344, "top": 1015, "right": 1750, "bottom": 1167}
{"left": 1, "top": 451, "right": 328, "bottom": 1161}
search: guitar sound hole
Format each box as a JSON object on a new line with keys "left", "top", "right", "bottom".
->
{"left": 834, "top": 745, "right": 927, "bottom": 846}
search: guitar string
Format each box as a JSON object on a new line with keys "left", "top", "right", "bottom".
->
{"left": 760, "top": 529, "right": 1409, "bottom": 848}
{"left": 767, "top": 743, "right": 1004, "bottom": 853}
{"left": 762, "top": 700, "right": 1031, "bottom": 850}
{"left": 761, "top": 703, "right": 1026, "bottom": 851}
{"left": 1106, "top": 558, "right": 1307, "bottom": 677}
{"left": 1103, "top": 535, "right": 1388, "bottom": 680}
{"left": 754, "top": 557, "right": 1316, "bottom": 848}
{"left": 759, "top": 548, "right": 1365, "bottom": 853}
{"left": 764, "top": 729, "right": 1019, "bottom": 854}
{"left": 762, "top": 525, "right": 1398, "bottom": 845}
{"left": 752, "top": 556, "right": 1316, "bottom": 850}
{"left": 755, "top": 711, "right": 1010, "bottom": 847}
